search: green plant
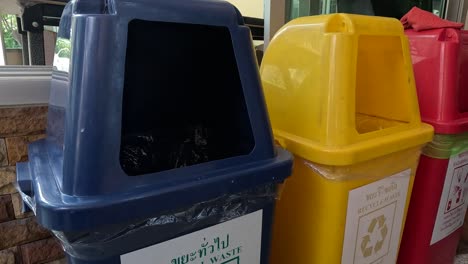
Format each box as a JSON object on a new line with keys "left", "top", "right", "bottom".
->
{"left": 55, "top": 38, "right": 71, "bottom": 58}
{"left": 1, "top": 14, "right": 21, "bottom": 49}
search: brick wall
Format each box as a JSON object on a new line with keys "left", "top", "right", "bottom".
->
{"left": 0, "top": 105, "right": 66, "bottom": 264}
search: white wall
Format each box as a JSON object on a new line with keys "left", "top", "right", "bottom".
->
{"left": 0, "top": 0, "right": 20, "bottom": 15}
{"left": 226, "top": 0, "right": 264, "bottom": 18}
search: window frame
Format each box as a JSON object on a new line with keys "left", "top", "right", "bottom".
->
{"left": 0, "top": 66, "right": 51, "bottom": 105}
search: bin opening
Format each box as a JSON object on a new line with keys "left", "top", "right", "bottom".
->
{"left": 119, "top": 19, "right": 255, "bottom": 176}
{"left": 355, "top": 35, "right": 411, "bottom": 134}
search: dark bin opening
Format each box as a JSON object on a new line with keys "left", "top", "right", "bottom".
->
{"left": 120, "top": 19, "right": 255, "bottom": 176}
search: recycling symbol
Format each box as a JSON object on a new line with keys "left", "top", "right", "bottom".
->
{"left": 360, "top": 215, "right": 388, "bottom": 258}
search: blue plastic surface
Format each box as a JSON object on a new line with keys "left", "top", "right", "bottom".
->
{"left": 54, "top": 184, "right": 277, "bottom": 262}
{"left": 64, "top": 203, "right": 275, "bottom": 264}
{"left": 16, "top": 0, "right": 292, "bottom": 234}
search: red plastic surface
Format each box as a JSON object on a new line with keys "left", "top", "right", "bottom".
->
{"left": 406, "top": 28, "right": 468, "bottom": 134}
{"left": 398, "top": 155, "right": 461, "bottom": 264}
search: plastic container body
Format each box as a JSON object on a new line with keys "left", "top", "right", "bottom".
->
{"left": 261, "top": 14, "right": 433, "bottom": 264}
{"left": 15, "top": 0, "right": 293, "bottom": 263}
{"left": 399, "top": 134, "right": 468, "bottom": 264}
{"left": 272, "top": 147, "right": 421, "bottom": 264}
{"left": 398, "top": 28, "right": 468, "bottom": 264}
{"left": 56, "top": 185, "right": 278, "bottom": 264}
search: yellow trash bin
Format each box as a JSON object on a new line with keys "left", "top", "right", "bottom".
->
{"left": 260, "top": 14, "right": 433, "bottom": 264}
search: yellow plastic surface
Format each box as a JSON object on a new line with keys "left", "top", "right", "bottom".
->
{"left": 261, "top": 14, "right": 434, "bottom": 264}
{"left": 271, "top": 147, "right": 421, "bottom": 264}
{"left": 260, "top": 14, "right": 433, "bottom": 166}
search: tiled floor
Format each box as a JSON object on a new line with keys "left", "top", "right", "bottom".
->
{"left": 456, "top": 242, "right": 468, "bottom": 264}
{"left": 456, "top": 254, "right": 468, "bottom": 264}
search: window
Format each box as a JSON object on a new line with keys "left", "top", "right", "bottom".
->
{"left": 0, "top": 1, "right": 66, "bottom": 106}
{"left": 0, "top": 13, "right": 59, "bottom": 66}
{"left": 1, "top": 14, "right": 23, "bottom": 66}
{"left": 286, "top": 0, "right": 442, "bottom": 21}
{"left": 0, "top": 0, "right": 66, "bottom": 66}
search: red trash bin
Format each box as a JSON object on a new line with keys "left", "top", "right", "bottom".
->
{"left": 398, "top": 28, "right": 468, "bottom": 264}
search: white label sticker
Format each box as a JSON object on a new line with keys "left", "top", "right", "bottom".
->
{"left": 341, "top": 169, "right": 411, "bottom": 264}
{"left": 431, "top": 151, "right": 468, "bottom": 245}
{"left": 120, "top": 210, "right": 263, "bottom": 264}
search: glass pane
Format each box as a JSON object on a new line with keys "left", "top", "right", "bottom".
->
{"left": 287, "top": 0, "right": 436, "bottom": 21}
{"left": 433, "top": 0, "right": 447, "bottom": 17}
{"left": 1, "top": 13, "right": 57, "bottom": 66}
{"left": 1, "top": 14, "right": 22, "bottom": 66}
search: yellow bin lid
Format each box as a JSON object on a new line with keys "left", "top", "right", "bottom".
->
{"left": 260, "top": 14, "right": 433, "bottom": 166}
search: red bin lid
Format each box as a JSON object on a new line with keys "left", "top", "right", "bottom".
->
{"left": 406, "top": 28, "right": 468, "bottom": 134}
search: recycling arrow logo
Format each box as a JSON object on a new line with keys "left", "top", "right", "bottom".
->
{"left": 360, "top": 215, "right": 388, "bottom": 258}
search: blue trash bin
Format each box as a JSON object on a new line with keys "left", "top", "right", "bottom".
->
{"left": 15, "top": 0, "right": 292, "bottom": 263}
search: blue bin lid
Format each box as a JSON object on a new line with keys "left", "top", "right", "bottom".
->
{"left": 16, "top": 0, "right": 292, "bottom": 232}
{"left": 17, "top": 141, "right": 291, "bottom": 231}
